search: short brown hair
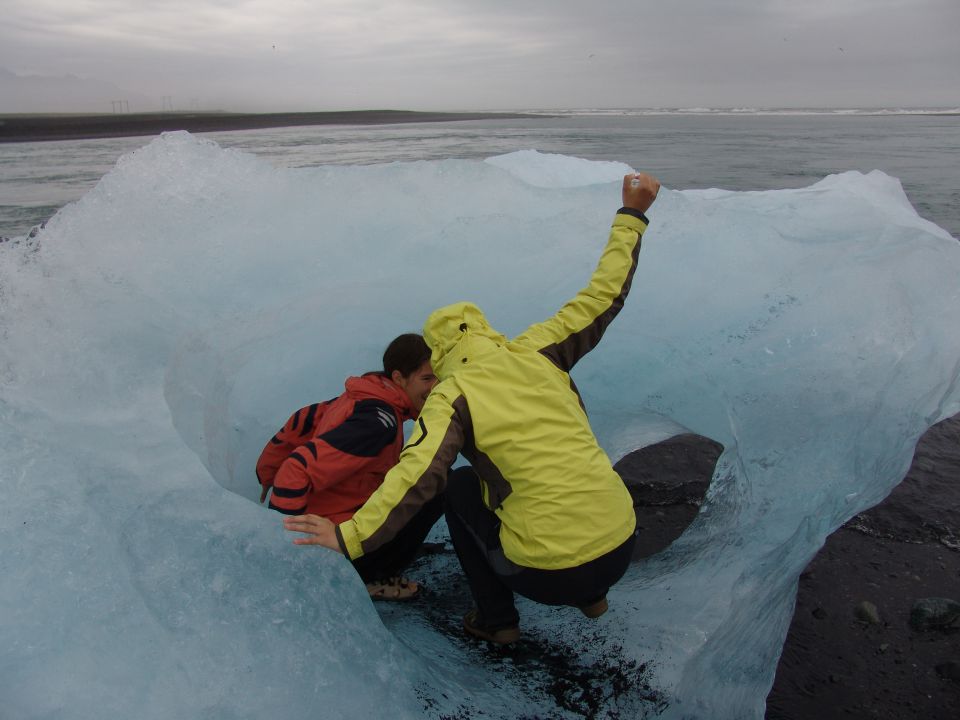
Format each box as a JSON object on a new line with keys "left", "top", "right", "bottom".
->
{"left": 382, "top": 334, "right": 431, "bottom": 378}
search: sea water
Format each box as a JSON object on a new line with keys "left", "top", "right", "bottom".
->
{"left": 0, "top": 111, "right": 958, "bottom": 720}
{"left": 2, "top": 111, "right": 959, "bottom": 239}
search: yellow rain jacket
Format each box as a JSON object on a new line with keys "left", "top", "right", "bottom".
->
{"left": 336, "top": 208, "right": 648, "bottom": 570}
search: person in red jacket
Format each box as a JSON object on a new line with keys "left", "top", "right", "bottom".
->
{"left": 256, "top": 334, "right": 440, "bottom": 600}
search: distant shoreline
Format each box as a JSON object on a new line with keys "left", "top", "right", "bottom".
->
{"left": 0, "top": 110, "right": 548, "bottom": 144}
{"left": 2, "top": 109, "right": 956, "bottom": 144}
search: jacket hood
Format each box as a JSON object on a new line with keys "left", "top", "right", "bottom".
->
{"left": 344, "top": 373, "right": 413, "bottom": 419}
{"left": 423, "top": 302, "right": 507, "bottom": 380}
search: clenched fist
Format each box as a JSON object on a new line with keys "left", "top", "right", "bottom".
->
{"left": 622, "top": 173, "right": 660, "bottom": 214}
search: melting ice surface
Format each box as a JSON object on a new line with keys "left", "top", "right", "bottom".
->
{"left": 1, "top": 132, "right": 959, "bottom": 719}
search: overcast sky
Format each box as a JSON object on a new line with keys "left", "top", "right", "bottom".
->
{"left": 2, "top": 0, "right": 958, "bottom": 112}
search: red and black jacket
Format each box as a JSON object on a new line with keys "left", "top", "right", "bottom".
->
{"left": 256, "top": 373, "right": 413, "bottom": 523}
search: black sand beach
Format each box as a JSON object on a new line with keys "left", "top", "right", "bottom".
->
{"left": 0, "top": 110, "right": 543, "bottom": 143}
{"left": 2, "top": 109, "right": 952, "bottom": 145}
{"left": 765, "top": 413, "right": 960, "bottom": 719}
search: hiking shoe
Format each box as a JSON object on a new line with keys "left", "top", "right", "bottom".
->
{"left": 366, "top": 577, "right": 420, "bottom": 601}
{"left": 463, "top": 609, "right": 520, "bottom": 645}
{"left": 578, "top": 596, "right": 608, "bottom": 619}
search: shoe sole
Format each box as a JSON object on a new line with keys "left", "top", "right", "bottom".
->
{"left": 579, "top": 597, "right": 608, "bottom": 618}
{"left": 366, "top": 578, "right": 420, "bottom": 601}
{"left": 463, "top": 616, "right": 520, "bottom": 645}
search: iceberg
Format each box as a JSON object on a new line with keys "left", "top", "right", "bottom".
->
{"left": 1, "top": 133, "right": 958, "bottom": 719}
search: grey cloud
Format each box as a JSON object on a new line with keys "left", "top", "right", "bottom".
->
{"left": 0, "top": 0, "right": 957, "bottom": 112}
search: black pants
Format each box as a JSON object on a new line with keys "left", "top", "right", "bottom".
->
{"left": 444, "top": 466, "right": 636, "bottom": 628}
{"left": 350, "top": 494, "right": 444, "bottom": 583}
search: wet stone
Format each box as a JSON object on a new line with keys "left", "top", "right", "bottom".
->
{"left": 909, "top": 597, "right": 960, "bottom": 631}
{"left": 935, "top": 661, "right": 960, "bottom": 682}
{"left": 854, "top": 601, "right": 882, "bottom": 625}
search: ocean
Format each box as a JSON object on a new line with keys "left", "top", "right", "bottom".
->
{"left": 1, "top": 110, "right": 959, "bottom": 240}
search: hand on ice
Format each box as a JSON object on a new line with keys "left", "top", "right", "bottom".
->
{"left": 283, "top": 514, "right": 343, "bottom": 553}
{"left": 623, "top": 173, "right": 659, "bottom": 213}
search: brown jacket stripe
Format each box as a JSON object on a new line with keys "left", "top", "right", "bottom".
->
{"left": 358, "top": 400, "right": 466, "bottom": 556}
{"left": 451, "top": 396, "right": 514, "bottom": 510}
{"left": 538, "top": 232, "right": 642, "bottom": 372}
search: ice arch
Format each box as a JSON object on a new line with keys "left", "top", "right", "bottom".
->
{"left": 1, "top": 134, "right": 958, "bottom": 719}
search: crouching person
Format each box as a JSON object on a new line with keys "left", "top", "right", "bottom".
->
{"left": 257, "top": 334, "right": 441, "bottom": 600}
{"left": 284, "top": 173, "right": 659, "bottom": 642}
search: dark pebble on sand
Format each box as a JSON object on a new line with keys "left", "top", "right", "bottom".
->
{"left": 910, "top": 597, "right": 960, "bottom": 631}
{"left": 854, "top": 601, "right": 882, "bottom": 625}
{"left": 936, "top": 661, "right": 960, "bottom": 682}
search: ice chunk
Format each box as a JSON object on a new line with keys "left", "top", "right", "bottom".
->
{"left": 1, "top": 132, "right": 958, "bottom": 719}
{"left": 485, "top": 148, "right": 633, "bottom": 187}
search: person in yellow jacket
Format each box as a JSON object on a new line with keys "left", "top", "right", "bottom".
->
{"left": 285, "top": 172, "right": 660, "bottom": 644}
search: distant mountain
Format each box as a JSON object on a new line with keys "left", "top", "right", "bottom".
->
{"left": 0, "top": 68, "right": 154, "bottom": 114}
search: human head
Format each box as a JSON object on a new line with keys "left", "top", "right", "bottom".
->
{"left": 422, "top": 302, "right": 506, "bottom": 379}
{"left": 382, "top": 333, "right": 437, "bottom": 416}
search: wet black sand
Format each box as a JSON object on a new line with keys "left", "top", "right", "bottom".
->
{"left": 397, "top": 413, "right": 959, "bottom": 718}
{"left": 620, "top": 417, "right": 960, "bottom": 720}
{"left": 621, "top": 421, "right": 959, "bottom": 718}
{"left": 0, "top": 110, "right": 544, "bottom": 144}
{"left": 765, "top": 414, "right": 960, "bottom": 719}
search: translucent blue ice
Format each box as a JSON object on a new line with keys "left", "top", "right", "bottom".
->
{"left": 1, "top": 133, "right": 958, "bottom": 719}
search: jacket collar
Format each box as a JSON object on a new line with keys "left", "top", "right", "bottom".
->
{"left": 344, "top": 373, "right": 414, "bottom": 420}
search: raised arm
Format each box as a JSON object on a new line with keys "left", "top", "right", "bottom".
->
{"left": 512, "top": 173, "right": 659, "bottom": 372}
